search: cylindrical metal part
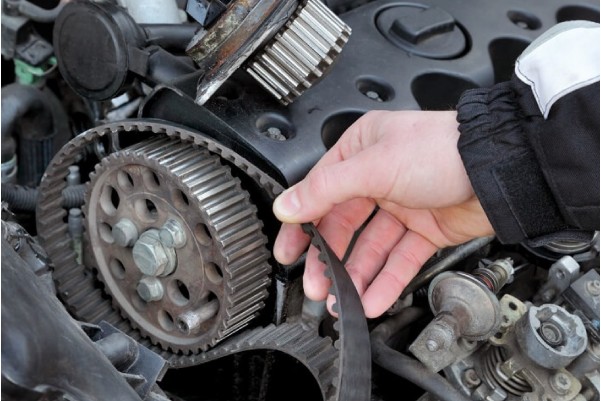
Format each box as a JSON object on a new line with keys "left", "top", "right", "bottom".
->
{"left": 176, "top": 300, "right": 219, "bottom": 335}
{"left": 516, "top": 304, "right": 587, "bottom": 369}
{"left": 113, "top": 218, "right": 139, "bottom": 248}
{"left": 246, "top": 0, "right": 351, "bottom": 105}
{"left": 472, "top": 258, "right": 514, "bottom": 293}
{"left": 66, "top": 165, "right": 81, "bottom": 186}
{"left": 136, "top": 277, "right": 165, "bottom": 302}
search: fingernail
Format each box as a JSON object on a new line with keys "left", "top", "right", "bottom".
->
{"left": 273, "top": 188, "right": 301, "bottom": 219}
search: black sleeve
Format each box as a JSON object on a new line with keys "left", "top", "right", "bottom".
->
{"left": 455, "top": 22, "right": 599, "bottom": 245}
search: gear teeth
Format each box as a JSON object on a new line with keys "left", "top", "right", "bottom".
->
{"left": 36, "top": 120, "right": 285, "bottom": 368}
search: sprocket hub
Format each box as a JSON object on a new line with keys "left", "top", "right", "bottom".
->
{"left": 85, "top": 136, "right": 271, "bottom": 353}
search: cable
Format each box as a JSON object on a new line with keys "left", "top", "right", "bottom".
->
{"left": 371, "top": 308, "right": 471, "bottom": 401}
{"left": 401, "top": 236, "right": 495, "bottom": 297}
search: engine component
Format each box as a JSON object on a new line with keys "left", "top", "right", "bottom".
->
{"left": 85, "top": 137, "right": 271, "bottom": 353}
{"left": 245, "top": 0, "right": 352, "bottom": 105}
{"left": 534, "top": 255, "right": 580, "bottom": 303}
{"left": 53, "top": 1, "right": 196, "bottom": 101}
{"left": 1, "top": 83, "right": 70, "bottom": 186}
{"left": 444, "top": 295, "right": 589, "bottom": 401}
{"left": 187, "top": 0, "right": 351, "bottom": 105}
{"left": 409, "top": 259, "right": 514, "bottom": 372}
{"left": 1, "top": 239, "right": 143, "bottom": 401}
{"left": 516, "top": 304, "right": 587, "bottom": 370}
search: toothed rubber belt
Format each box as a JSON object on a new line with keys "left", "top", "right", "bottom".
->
{"left": 36, "top": 120, "right": 370, "bottom": 401}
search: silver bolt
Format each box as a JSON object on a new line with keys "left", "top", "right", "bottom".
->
{"left": 159, "top": 219, "right": 187, "bottom": 249}
{"left": 550, "top": 372, "right": 571, "bottom": 395}
{"left": 176, "top": 300, "right": 219, "bottom": 335}
{"left": 463, "top": 368, "right": 481, "bottom": 388}
{"left": 426, "top": 339, "right": 440, "bottom": 352}
{"left": 112, "top": 218, "right": 139, "bottom": 247}
{"left": 136, "top": 277, "right": 164, "bottom": 302}
{"left": 365, "top": 90, "right": 382, "bottom": 101}
{"left": 586, "top": 280, "right": 600, "bottom": 296}
{"left": 133, "top": 229, "right": 176, "bottom": 276}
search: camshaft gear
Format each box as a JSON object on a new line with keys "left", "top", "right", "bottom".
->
{"left": 246, "top": 0, "right": 351, "bottom": 105}
{"left": 84, "top": 137, "right": 271, "bottom": 353}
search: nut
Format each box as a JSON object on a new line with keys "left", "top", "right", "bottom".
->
{"left": 136, "top": 277, "right": 164, "bottom": 302}
{"left": 133, "top": 229, "right": 176, "bottom": 276}
{"left": 112, "top": 218, "right": 139, "bottom": 247}
{"left": 159, "top": 218, "right": 187, "bottom": 248}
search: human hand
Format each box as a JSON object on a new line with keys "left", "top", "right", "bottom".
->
{"left": 272, "top": 110, "right": 494, "bottom": 318}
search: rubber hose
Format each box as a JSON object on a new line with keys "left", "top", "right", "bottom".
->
{"left": 18, "top": 0, "right": 65, "bottom": 23}
{"left": 371, "top": 308, "right": 471, "bottom": 401}
{"left": 1, "top": 184, "right": 86, "bottom": 212}
{"left": 401, "top": 236, "right": 495, "bottom": 297}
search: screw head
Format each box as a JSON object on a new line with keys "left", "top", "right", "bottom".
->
{"left": 426, "top": 339, "right": 440, "bottom": 352}
{"left": 112, "top": 218, "right": 139, "bottom": 247}
{"left": 159, "top": 219, "right": 187, "bottom": 248}
{"left": 136, "top": 277, "right": 164, "bottom": 302}
{"left": 586, "top": 280, "right": 600, "bottom": 296}
{"left": 550, "top": 372, "right": 571, "bottom": 395}
{"left": 133, "top": 230, "right": 176, "bottom": 276}
{"left": 463, "top": 368, "right": 481, "bottom": 388}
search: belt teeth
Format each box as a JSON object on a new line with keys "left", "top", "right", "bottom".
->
{"left": 246, "top": 0, "right": 351, "bottom": 105}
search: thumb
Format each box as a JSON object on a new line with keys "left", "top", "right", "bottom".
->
{"left": 272, "top": 148, "right": 389, "bottom": 224}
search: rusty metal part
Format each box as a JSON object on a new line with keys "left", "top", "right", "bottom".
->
{"left": 246, "top": 0, "right": 351, "bottom": 105}
{"left": 187, "top": 0, "right": 298, "bottom": 105}
{"left": 85, "top": 137, "right": 271, "bottom": 353}
{"left": 36, "top": 120, "right": 368, "bottom": 401}
{"left": 36, "top": 120, "right": 283, "bottom": 366}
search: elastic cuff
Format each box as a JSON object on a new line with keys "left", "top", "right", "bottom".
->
{"left": 456, "top": 82, "right": 568, "bottom": 244}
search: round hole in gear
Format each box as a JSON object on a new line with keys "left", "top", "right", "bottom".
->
{"left": 356, "top": 77, "right": 395, "bottom": 102}
{"left": 143, "top": 169, "right": 161, "bottom": 189}
{"left": 173, "top": 189, "right": 190, "bottom": 209}
{"left": 168, "top": 279, "right": 191, "bottom": 306}
{"left": 194, "top": 223, "right": 212, "bottom": 246}
{"left": 117, "top": 170, "right": 135, "bottom": 190}
{"left": 322, "top": 111, "right": 364, "bottom": 150}
{"left": 110, "top": 258, "right": 126, "bottom": 279}
{"left": 158, "top": 309, "right": 176, "bottom": 331}
{"left": 507, "top": 10, "right": 541, "bottom": 30}
{"left": 100, "top": 185, "right": 120, "bottom": 215}
{"left": 134, "top": 198, "right": 159, "bottom": 222}
{"left": 205, "top": 262, "right": 224, "bottom": 285}
{"left": 99, "top": 222, "right": 114, "bottom": 244}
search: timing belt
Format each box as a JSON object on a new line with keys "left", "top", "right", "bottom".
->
{"left": 36, "top": 119, "right": 370, "bottom": 401}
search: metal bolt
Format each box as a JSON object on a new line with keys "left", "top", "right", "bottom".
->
{"left": 132, "top": 229, "right": 176, "bottom": 276}
{"left": 159, "top": 219, "right": 187, "bottom": 248}
{"left": 365, "top": 90, "right": 382, "bottom": 102}
{"left": 539, "top": 321, "right": 564, "bottom": 347}
{"left": 176, "top": 300, "right": 219, "bottom": 335}
{"left": 112, "top": 218, "right": 139, "bottom": 247}
{"left": 463, "top": 368, "right": 481, "bottom": 388}
{"left": 550, "top": 372, "right": 571, "bottom": 395}
{"left": 586, "top": 280, "right": 600, "bottom": 296}
{"left": 426, "top": 339, "right": 440, "bottom": 352}
{"left": 137, "top": 277, "right": 164, "bottom": 302}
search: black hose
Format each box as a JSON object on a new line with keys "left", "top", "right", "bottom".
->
{"left": 371, "top": 308, "right": 471, "bottom": 401}
{"left": 401, "top": 236, "right": 495, "bottom": 297}
{"left": 1, "top": 84, "right": 71, "bottom": 186}
{"left": 1, "top": 183, "right": 86, "bottom": 212}
{"left": 18, "top": 0, "right": 65, "bottom": 23}
{"left": 142, "top": 24, "right": 199, "bottom": 51}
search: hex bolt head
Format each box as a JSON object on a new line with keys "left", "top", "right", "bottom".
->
{"left": 137, "top": 277, "right": 164, "bottom": 302}
{"left": 112, "top": 218, "right": 139, "bottom": 247}
{"left": 586, "top": 280, "right": 600, "bottom": 296}
{"left": 550, "top": 372, "right": 571, "bottom": 395}
{"left": 159, "top": 219, "right": 187, "bottom": 249}
{"left": 463, "top": 368, "right": 481, "bottom": 388}
{"left": 133, "top": 229, "right": 176, "bottom": 276}
{"left": 426, "top": 339, "right": 440, "bottom": 352}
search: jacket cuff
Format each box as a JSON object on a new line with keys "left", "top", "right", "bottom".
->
{"left": 456, "top": 81, "right": 569, "bottom": 244}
